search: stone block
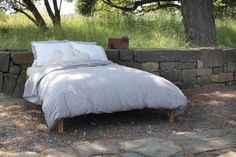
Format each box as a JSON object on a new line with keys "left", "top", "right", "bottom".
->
{"left": 0, "top": 52, "right": 10, "bottom": 72}
{"left": 141, "top": 62, "right": 159, "bottom": 72}
{"left": 119, "top": 49, "right": 133, "bottom": 61}
{"left": 183, "top": 69, "right": 197, "bottom": 81}
{"left": 200, "top": 48, "right": 224, "bottom": 68}
{"left": 160, "top": 62, "right": 175, "bottom": 71}
{"left": 11, "top": 52, "right": 33, "bottom": 65}
{"left": 197, "top": 68, "right": 212, "bottom": 76}
{"left": 120, "top": 138, "right": 183, "bottom": 157}
{"left": 4, "top": 73, "right": 18, "bottom": 79}
{"left": 106, "top": 49, "right": 119, "bottom": 61}
{"left": 133, "top": 63, "right": 142, "bottom": 70}
{"left": 43, "top": 148, "right": 77, "bottom": 157}
{"left": 212, "top": 73, "right": 234, "bottom": 83}
{"left": 0, "top": 72, "right": 3, "bottom": 92}
{"left": 223, "top": 48, "right": 236, "bottom": 62}
{"left": 3, "top": 77, "right": 17, "bottom": 95}
{"left": 117, "top": 62, "right": 134, "bottom": 68}
{"left": 182, "top": 69, "right": 197, "bottom": 88}
{"left": 161, "top": 69, "right": 183, "bottom": 82}
{"left": 227, "top": 73, "right": 234, "bottom": 81}
{"left": 74, "top": 142, "right": 119, "bottom": 157}
{"left": 212, "top": 74, "right": 225, "bottom": 83}
{"left": 13, "top": 70, "right": 26, "bottom": 97}
{"left": 134, "top": 48, "right": 200, "bottom": 62}
{"left": 226, "top": 62, "right": 235, "bottom": 72}
{"left": 0, "top": 151, "right": 40, "bottom": 157}
{"left": 175, "top": 61, "right": 196, "bottom": 70}
{"left": 213, "top": 67, "right": 223, "bottom": 74}
{"left": 198, "top": 75, "right": 212, "bottom": 85}
{"left": 182, "top": 80, "right": 197, "bottom": 88}
{"left": 9, "top": 65, "right": 21, "bottom": 74}
{"left": 197, "top": 60, "right": 204, "bottom": 69}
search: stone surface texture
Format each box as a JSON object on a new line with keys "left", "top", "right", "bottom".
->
{"left": 11, "top": 52, "right": 33, "bottom": 65}
{"left": 0, "top": 72, "right": 3, "bottom": 92}
{"left": 74, "top": 142, "right": 119, "bottom": 157}
{"left": 120, "top": 138, "right": 183, "bottom": 157}
{"left": 43, "top": 148, "right": 77, "bottom": 157}
{"left": 3, "top": 78, "right": 16, "bottom": 95}
{"left": 0, "top": 48, "right": 236, "bottom": 97}
{"left": 0, "top": 52, "right": 10, "bottom": 72}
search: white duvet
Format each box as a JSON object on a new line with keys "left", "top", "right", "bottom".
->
{"left": 24, "top": 60, "right": 187, "bottom": 129}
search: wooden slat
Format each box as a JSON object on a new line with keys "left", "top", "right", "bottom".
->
{"left": 168, "top": 110, "right": 175, "bottom": 124}
{"left": 58, "top": 119, "right": 64, "bottom": 133}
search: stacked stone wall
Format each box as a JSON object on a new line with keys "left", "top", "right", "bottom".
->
{"left": 0, "top": 47, "right": 235, "bottom": 97}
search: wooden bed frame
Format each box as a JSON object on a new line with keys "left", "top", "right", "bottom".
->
{"left": 57, "top": 110, "right": 175, "bottom": 133}
{"left": 26, "top": 75, "right": 175, "bottom": 133}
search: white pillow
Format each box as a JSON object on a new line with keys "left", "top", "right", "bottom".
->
{"left": 31, "top": 40, "right": 67, "bottom": 59}
{"left": 61, "top": 46, "right": 76, "bottom": 62}
{"left": 70, "top": 42, "right": 108, "bottom": 61}
{"left": 73, "top": 49, "right": 90, "bottom": 61}
{"left": 69, "top": 41, "right": 97, "bottom": 45}
{"left": 49, "top": 49, "right": 63, "bottom": 64}
{"left": 33, "top": 42, "right": 72, "bottom": 66}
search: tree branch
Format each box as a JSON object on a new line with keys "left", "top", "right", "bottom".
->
{"left": 138, "top": 3, "right": 181, "bottom": 13}
{"left": 44, "top": 0, "right": 55, "bottom": 19}
{"left": 101, "top": 0, "right": 179, "bottom": 12}
{"left": 12, "top": 7, "right": 38, "bottom": 26}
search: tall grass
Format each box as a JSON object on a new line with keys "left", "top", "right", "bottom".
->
{"left": 0, "top": 12, "right": 235, "bottom": 49}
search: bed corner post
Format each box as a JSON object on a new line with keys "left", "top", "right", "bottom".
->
{"left": 58, "top": 119, "right": 64, "bottom": 133}
{"left": 168, "top": 109, "right": 175, "bottom": 124}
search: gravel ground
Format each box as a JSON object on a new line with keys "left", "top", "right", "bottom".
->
{"left": 0, "top": 84, "right": 236, "bottom": 153}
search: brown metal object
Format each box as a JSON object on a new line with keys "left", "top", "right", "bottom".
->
{"left": 108, "top": 38, "right": 129, "bottom": 49}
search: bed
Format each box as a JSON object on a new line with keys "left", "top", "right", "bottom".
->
{"left": 23, "top": 41, "right": 188, "bottom": 133}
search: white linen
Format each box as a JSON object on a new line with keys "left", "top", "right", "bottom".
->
{"left": 24, "top": 60, "right": 188, "bottom": 129}
{"left": 26, "top": 66, "right": 44, "bottom": 77}
{"left": 32, "top": 59, "right": 37, "bottom": 66}
{"left": 70, "top": 42, "right": 108, "bottom": 61}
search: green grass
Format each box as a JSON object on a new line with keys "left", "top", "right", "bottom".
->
{"left": 0, "top": 12, "right": 235, "bottom": 49}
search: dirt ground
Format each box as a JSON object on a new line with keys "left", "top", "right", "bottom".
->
{"left": 0, "top": 84, "right": 236, "bottom": 153}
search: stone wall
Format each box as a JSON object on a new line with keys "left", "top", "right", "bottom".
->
{"left": 0, "top": 49, "right": 33, "bottom": 97}
{"left": 0, "top": 47, "right": 236, "bottom": 97}
{"left": 107, "top": 47, "right": 236, "bottom": 88}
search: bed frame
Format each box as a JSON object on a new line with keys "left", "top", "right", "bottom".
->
{"left": 26, "top": 75, "right": 175, "bottom": 133}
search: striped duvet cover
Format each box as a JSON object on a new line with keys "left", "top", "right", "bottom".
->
{"left": 24, "top": 60, "right": 187, "bottom": 129}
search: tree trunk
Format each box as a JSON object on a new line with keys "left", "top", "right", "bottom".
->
{"left": 44, "top": 0, "right": 61, "bottom": 28}
{"left": 181, "top": 0, "right": 217, "bottom": 47}
{"left": 23, "top": 0, "right": 47, "bottom": 30}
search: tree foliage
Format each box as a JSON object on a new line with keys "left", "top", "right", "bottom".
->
{"left": 214, "top": 0, "right": 236, "bottom": 18}
{"left": 76, "top": 0, "right": 96, "bottom": 16}
{"left": 76, "top": 0, "right": 236, "bottom": 19}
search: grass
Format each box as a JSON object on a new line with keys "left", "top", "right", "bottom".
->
{"left": 0, "top": 12, "right": 235, "bottom": 49}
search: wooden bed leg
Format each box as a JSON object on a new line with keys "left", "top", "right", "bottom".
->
{"left": 58, "top": 119, "right": 64, "bottom": 133}
{"left": 168, "top": 110, "right": 175, "bottom": 124}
